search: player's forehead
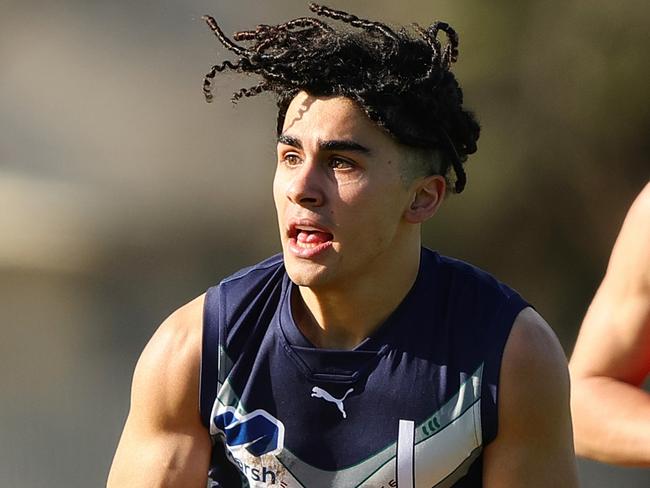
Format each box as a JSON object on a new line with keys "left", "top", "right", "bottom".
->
{"left": 280, "top": 91, "right": 395, "bottom": 150}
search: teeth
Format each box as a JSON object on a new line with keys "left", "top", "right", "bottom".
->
{"left": 296, "top": 240, "right": 319, "bottom": 249}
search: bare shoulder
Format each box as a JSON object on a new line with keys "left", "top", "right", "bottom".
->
{"left": 138, "top": 294, "right": 205, "bottom": 369}
{"left": 130, "top": 293, "right": 206, "bottom": 428}
{"left": 503, "top": 307, "right": 569, "bottom": 384}
{"left": 630, "top": 181, "right": 650, "bottom": 216}
{"left": 607, "top": 182, "right": 650, "bottom": 282}
{"left": 498, "top": 307, "right": 571, "bottom": 418}
{"left": 483, "top": 307, "right": 577, "bottom": 487}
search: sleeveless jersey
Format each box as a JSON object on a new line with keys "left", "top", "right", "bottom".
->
{"left": 200, "top": 248, "right": 529, "bottom": 487}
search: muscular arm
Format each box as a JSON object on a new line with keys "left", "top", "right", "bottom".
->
{"left": 107, "top": 294, "right": 211, "bottom": 487}
{"left": 483, "top": 307, "right": 579, "bottom": 487}
{"left": 569, "top": 183, "right": 650, "bottom": 466}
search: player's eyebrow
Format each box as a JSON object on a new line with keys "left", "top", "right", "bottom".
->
{"left": 320, "top": 139, "right": 371, "bottom": 154}
{"left": 277, "top": 134, "right": 303, "bottom": 149}
{"left": 278, "top": 134, "right": 371, "bottom": 154}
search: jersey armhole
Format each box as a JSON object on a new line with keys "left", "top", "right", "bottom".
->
{"left": 199, "top": 285, "right": 221, "bottom": 429}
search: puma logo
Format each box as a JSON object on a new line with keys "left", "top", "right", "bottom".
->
{"left": 311, "top": 386, "right": 354, "bottom": 419}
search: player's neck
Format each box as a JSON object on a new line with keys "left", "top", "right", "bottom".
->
{"left": 293, "top": 241, "right": 421, "bottom": 350}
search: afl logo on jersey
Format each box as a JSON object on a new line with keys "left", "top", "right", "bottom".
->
{"left": 213, "top": 406, "right": 285, "bottom": 456}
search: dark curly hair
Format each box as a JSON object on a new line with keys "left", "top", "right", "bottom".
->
{"left": 202, "top": 3, "right": 480, "bottom": 193}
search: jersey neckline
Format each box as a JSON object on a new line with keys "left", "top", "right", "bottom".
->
{"left": 275, "top": 248, "right": 438, "bottom": 382}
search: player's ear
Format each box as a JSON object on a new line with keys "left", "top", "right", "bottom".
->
{"left": 403, "top": 175, "right": 446, "bottom": 224}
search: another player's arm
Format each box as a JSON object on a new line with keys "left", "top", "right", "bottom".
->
{"left": 569, "top": 183, "right": 650, "bottom": 466}
{"left": 483, "top": 307, "right": 579, "bottom": 487}
{"left": 107, "top": 294, "right": 211, "bottom": 488}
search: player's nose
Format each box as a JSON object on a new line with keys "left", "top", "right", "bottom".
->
{"left": 286, "top": 161, "right": 325, "bottom": 207}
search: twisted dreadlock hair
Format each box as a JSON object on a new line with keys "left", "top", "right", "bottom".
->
{"left": 202, "top": 3, "right": 480, "bottom": 193}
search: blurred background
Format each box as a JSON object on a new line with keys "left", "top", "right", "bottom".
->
{"left": 1, "top": 0, "right": 648, "bottom": 486}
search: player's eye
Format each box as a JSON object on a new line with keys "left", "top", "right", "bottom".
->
{"left": 281, "top": 154, "right": 302, "bottom": 166}
{"left": 328, "top": 157, "right": 355, "bottom": 170}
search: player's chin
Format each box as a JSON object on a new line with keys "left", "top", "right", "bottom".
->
{"left": 283, "top": 258, "right": 333, "bottom": 288}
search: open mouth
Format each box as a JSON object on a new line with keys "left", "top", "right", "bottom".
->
{"left": 293, "top": 228, "right": 334, "bottom": 248}
{"left": 288, "top": 223, "right": 334, "bottom": 257}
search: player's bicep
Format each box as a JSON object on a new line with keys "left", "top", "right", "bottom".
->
{"left": 483, "top": 308, "right": 578, "bottom": 487}
{"left": 572, "top": 286, "right": 650, "bottom": 384}
{"left": 108, "top": 296, "right": 211, "bottom": 487}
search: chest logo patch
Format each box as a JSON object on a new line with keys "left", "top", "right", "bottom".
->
{"left": 213, "top": 406, "right": 285, "bottom": 456}
{"left": 311, "top": 386, "right": 354, "bottom": 418}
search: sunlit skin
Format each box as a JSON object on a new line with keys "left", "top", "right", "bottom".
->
{"left": 273, "top": 91, "right": 445, "bottom": 348}
{"left": 570, "top": 182, "right": 650, "bottom": 465}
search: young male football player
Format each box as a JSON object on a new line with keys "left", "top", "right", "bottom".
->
{"left": 108, "top": 4, "right": 578, "bottom": 487}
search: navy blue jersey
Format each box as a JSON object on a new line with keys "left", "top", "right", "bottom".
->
{"left": 200, "top": 248, "right": 529, "bottom": 487}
